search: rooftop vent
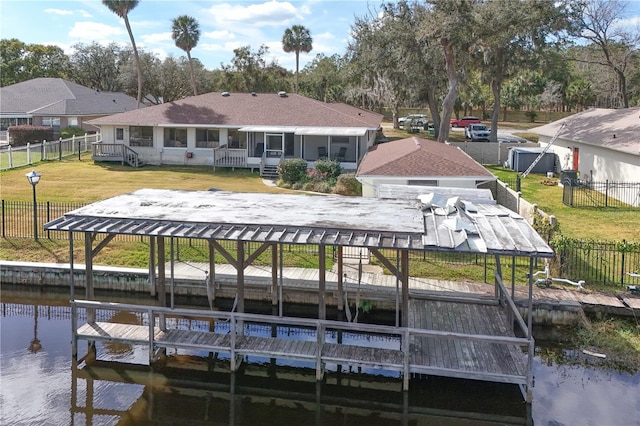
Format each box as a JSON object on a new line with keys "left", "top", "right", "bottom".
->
{"left": 278, "top": 91, "right": 287, "bottom": 97}
{"left": 221, "top": 92, "right": 230, "bottom": 97}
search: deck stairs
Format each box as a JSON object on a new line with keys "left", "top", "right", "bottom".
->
{"left": 261, "top": 164, "right": 279, "bottom": 179}
{"left": 93, "top": 144, "right": 144, "bottom": 168}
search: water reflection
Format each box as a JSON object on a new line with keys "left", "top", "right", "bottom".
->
{"left": 1, "top": 289, "right": 639, "bottom": 425}
{"left": 70, "top": 356, "right": 530, "bottom": 426}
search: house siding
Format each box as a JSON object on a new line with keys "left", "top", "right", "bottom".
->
{"left": 540, "top": 136, "right": 640, "bottom": 182}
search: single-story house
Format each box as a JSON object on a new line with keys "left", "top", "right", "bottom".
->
{"left": 531, "top": 107, "right": 640, "bottom": 182}
{"left": 356, "top": 137, "right": 496, "bottom": 197}
{"left": 87, "top": 91, "right": 383, "bottom": 175}
{"left": 0, "top": 78, "right": 140, "bottom": 139}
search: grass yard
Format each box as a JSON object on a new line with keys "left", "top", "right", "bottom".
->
{"left": 486, "top": 165, "right": 640, "bottom": 241}
{"left": 1, "top": 154, "right": 293, "bottom": 203}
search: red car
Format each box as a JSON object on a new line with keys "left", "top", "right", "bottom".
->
{"left": 450, "top": 116, "right": 481, "bottom": 127}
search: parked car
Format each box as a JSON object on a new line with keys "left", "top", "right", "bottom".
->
{"left": 450, "top": 116, "right": 481, "bottom": 127}
{"left": 465, "top": 123, "right": 490, "bottom": 142}
{"left": 398, "top": 114, "right": 428, "bottom": 127}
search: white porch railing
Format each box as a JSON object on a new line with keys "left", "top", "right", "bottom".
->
{"left": 213, "top": 146, "right": 247, "bottom": 169}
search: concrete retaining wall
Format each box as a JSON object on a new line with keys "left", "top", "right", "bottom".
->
{"left": 1, "top": 261, "right": 587, "bottom": 326}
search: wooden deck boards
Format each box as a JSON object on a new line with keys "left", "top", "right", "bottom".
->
{"left": 408, "top": 299, "right": 527, "bottom": 380}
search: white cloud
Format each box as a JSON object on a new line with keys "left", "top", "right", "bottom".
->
{"left": 615, "top": 15, "right": 640, "bottom": 28}
{"left": 44, "top": 8, "right": 93, "bottom": 18}
{"left": 204, "top": 1, "right": 306, "bottom": 28}
{"left": 141, "top": 32, "right": 173, "bottom": 45}
{"left": 45, "top": 8, "right": 73, "bottom": 16}
{"left": 68, "top": 22, "right": 125, "bottom": 41}
{"left": 204, "top": 30, "right": 236, "bottom": 41}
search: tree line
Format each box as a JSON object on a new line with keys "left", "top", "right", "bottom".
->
{"left": 1, "top": 0, "right": 638, "bottom": 142}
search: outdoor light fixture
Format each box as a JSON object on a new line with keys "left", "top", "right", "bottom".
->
{"left": 25, "top": 170, "right": 42, "bottom": 241}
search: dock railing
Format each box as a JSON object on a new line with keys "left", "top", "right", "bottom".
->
{"left": 71, "top": 299, "right": 532, "bottom": 390}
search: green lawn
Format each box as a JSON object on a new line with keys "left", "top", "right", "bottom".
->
{"left": 486, "top": 165, "right": 640, "bottom": 241}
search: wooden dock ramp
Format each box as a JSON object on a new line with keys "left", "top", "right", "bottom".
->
{"left": 408, "top": 298, "right": 528, "bottom": 384}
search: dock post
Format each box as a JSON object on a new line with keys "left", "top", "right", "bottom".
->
{"left": 84, "top": 232, "right": 95, "bottom": 323}
{"left": 149, "top": 236, "right": 156, "bottom": 297}
{"left": 337, "top": 246, "right": 344, "bottom": 314}
{"left": 319, "top": 245, "right": 326, "bottom": 320}
{"left": 271, "top": 243, "right": 278, "bottom": 307}
{"left": 157, "top": 237, "right": 166, "bottom": 329}
{"left": 69, "top": 232, "right": 74, "bottom": 300}
{"left": 401, "top": 250, "right": 409, "bottom": 327}
{"left": 237, "top": 241, "right": 245, "bottom": 314}
{"left": 208, "top": 240, "right": 216, "bottom": 302}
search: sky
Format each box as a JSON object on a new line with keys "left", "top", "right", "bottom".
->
{"left": 0, "top": 0, "right": 386, "bottom": 71}
{"left": 1, "top": 1, "right": 640, "bottom": 72}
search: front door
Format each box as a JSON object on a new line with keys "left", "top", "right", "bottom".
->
{"left": 572, "top": 147, "right": 579, "bottom": 170}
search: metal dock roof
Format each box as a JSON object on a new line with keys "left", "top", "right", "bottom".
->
{"left": 44, "top": 188, "right": 554, "bottom": 257}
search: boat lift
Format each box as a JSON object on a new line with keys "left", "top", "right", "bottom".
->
{"left": 529, "top": 259, "right": 585, "bottom": 291}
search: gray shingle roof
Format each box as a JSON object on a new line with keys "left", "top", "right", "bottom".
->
{"left": 86, "top": 92, "right": 383, "bottom": 129}
{"left": 530, "top": 107, "right": 640, "bottom": 156}
{"left": 357, "top": 137, "right": 495, "bottom": 179}
{"left": 0, "top": 78, "right": 140, "bottom": 116}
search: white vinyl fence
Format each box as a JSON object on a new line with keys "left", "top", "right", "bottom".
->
{"left": 0, "top": 133, "right": 101, "bottom": 170}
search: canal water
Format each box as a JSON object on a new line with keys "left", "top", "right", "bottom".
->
{"left": 1, "top": 288, "right": 638, "bottom": 425}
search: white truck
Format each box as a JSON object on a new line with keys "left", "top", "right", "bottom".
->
{"left": 465, "top": 123, "right": 490, "bottom": 142}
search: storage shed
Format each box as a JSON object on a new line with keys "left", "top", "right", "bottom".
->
{"left": 506, "top": 147, "right": 556, "bottom": 174}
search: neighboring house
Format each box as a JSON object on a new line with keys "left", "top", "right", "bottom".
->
{"left": 0, "top": 78, "right": 140, "bottom": 140}
{"left": 531, "top": 107, "right": 640, "bottom": 182}
{"left": 356, "top": 137, "right": 496, "bottom": 197}
{"left": 87, "top": 91, "right": 383, "bottom": 175}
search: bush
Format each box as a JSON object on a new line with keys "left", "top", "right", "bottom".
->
{"left": 524, "top": 111, "right": 538, "bottom": 122}
{"left": 277, "top": 158, "right": 308, "bottom": 184}
{"left": 60, "top": 127, "right": 88, "bottom": 139}
{"left": 314, "top": 158, "right": 341, "bottom": 180}
{"left": 334, "top": 173, "right": 362, "bottom": 196}
{"left": 8, "top": 125, "right": 53, "bottom": 147}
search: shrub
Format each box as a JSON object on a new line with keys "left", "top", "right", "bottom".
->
{"left": 277, "top": 158, "right": 308, "bottom": 184}
{"left": 60, "top": 127, "right": 88, "bottom": 139}
{"left": 524, "top": 111, "right": 538, "bottom": 122}
{"left": 314, "top": 158, "right": 341, "bottom": 180}
{"left": 334, "top": 173, "right": 362, "bottom": 196}
{"left": 8, "top": 125, "right": 53, "bottom": 147}
{"left": 313, "top": 180, "right": 334, "bottom": 193}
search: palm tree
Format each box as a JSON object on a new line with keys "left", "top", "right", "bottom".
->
{"left": 282, "top": 25, "right": 313, "bottom": 93}
{"left": 102, "top": 0, "right": 142, "bottom": 107}
{"left": 171, "top": 15, "right": 200, "bottom": 96}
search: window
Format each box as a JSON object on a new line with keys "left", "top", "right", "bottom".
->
{"left": 129, "top": 126, "right": 153, "bottom": 147}
{"left": 196, "top": 129, "right": 219, "bottom": 148}
{"left": 1, "top": 118, "right": 31, "bottom": 131}
{"left": 115, "top": 128, "right": 124, "bottom": 141}
{"left": 68, "top": 117, "right": 79, "bottom": 127}
{"left": 227, "top": 130, "right": 246, "bottom": 149}
{"left": 42, "top": 117, "right": 61, "bottom": 131}
{"left": 164, "top": 128, "right": 187, "bottom": 148}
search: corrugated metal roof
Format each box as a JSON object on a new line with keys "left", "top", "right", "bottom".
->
{"left": 44, "top": 188, "right": 554, "bottom": 257}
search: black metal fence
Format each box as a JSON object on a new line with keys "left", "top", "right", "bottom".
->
{"left": 554, "top": 238, "right": 640, "bottom": 287}
{"left": 562, "top": 180, "right": 640, "bottom": 208}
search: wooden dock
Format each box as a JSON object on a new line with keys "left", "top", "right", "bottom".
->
{"left": 73, "top": 296, "right": 530, "bottom": 392}
{"left": 408, "top": 299, "right": 527, "bottom": 382}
